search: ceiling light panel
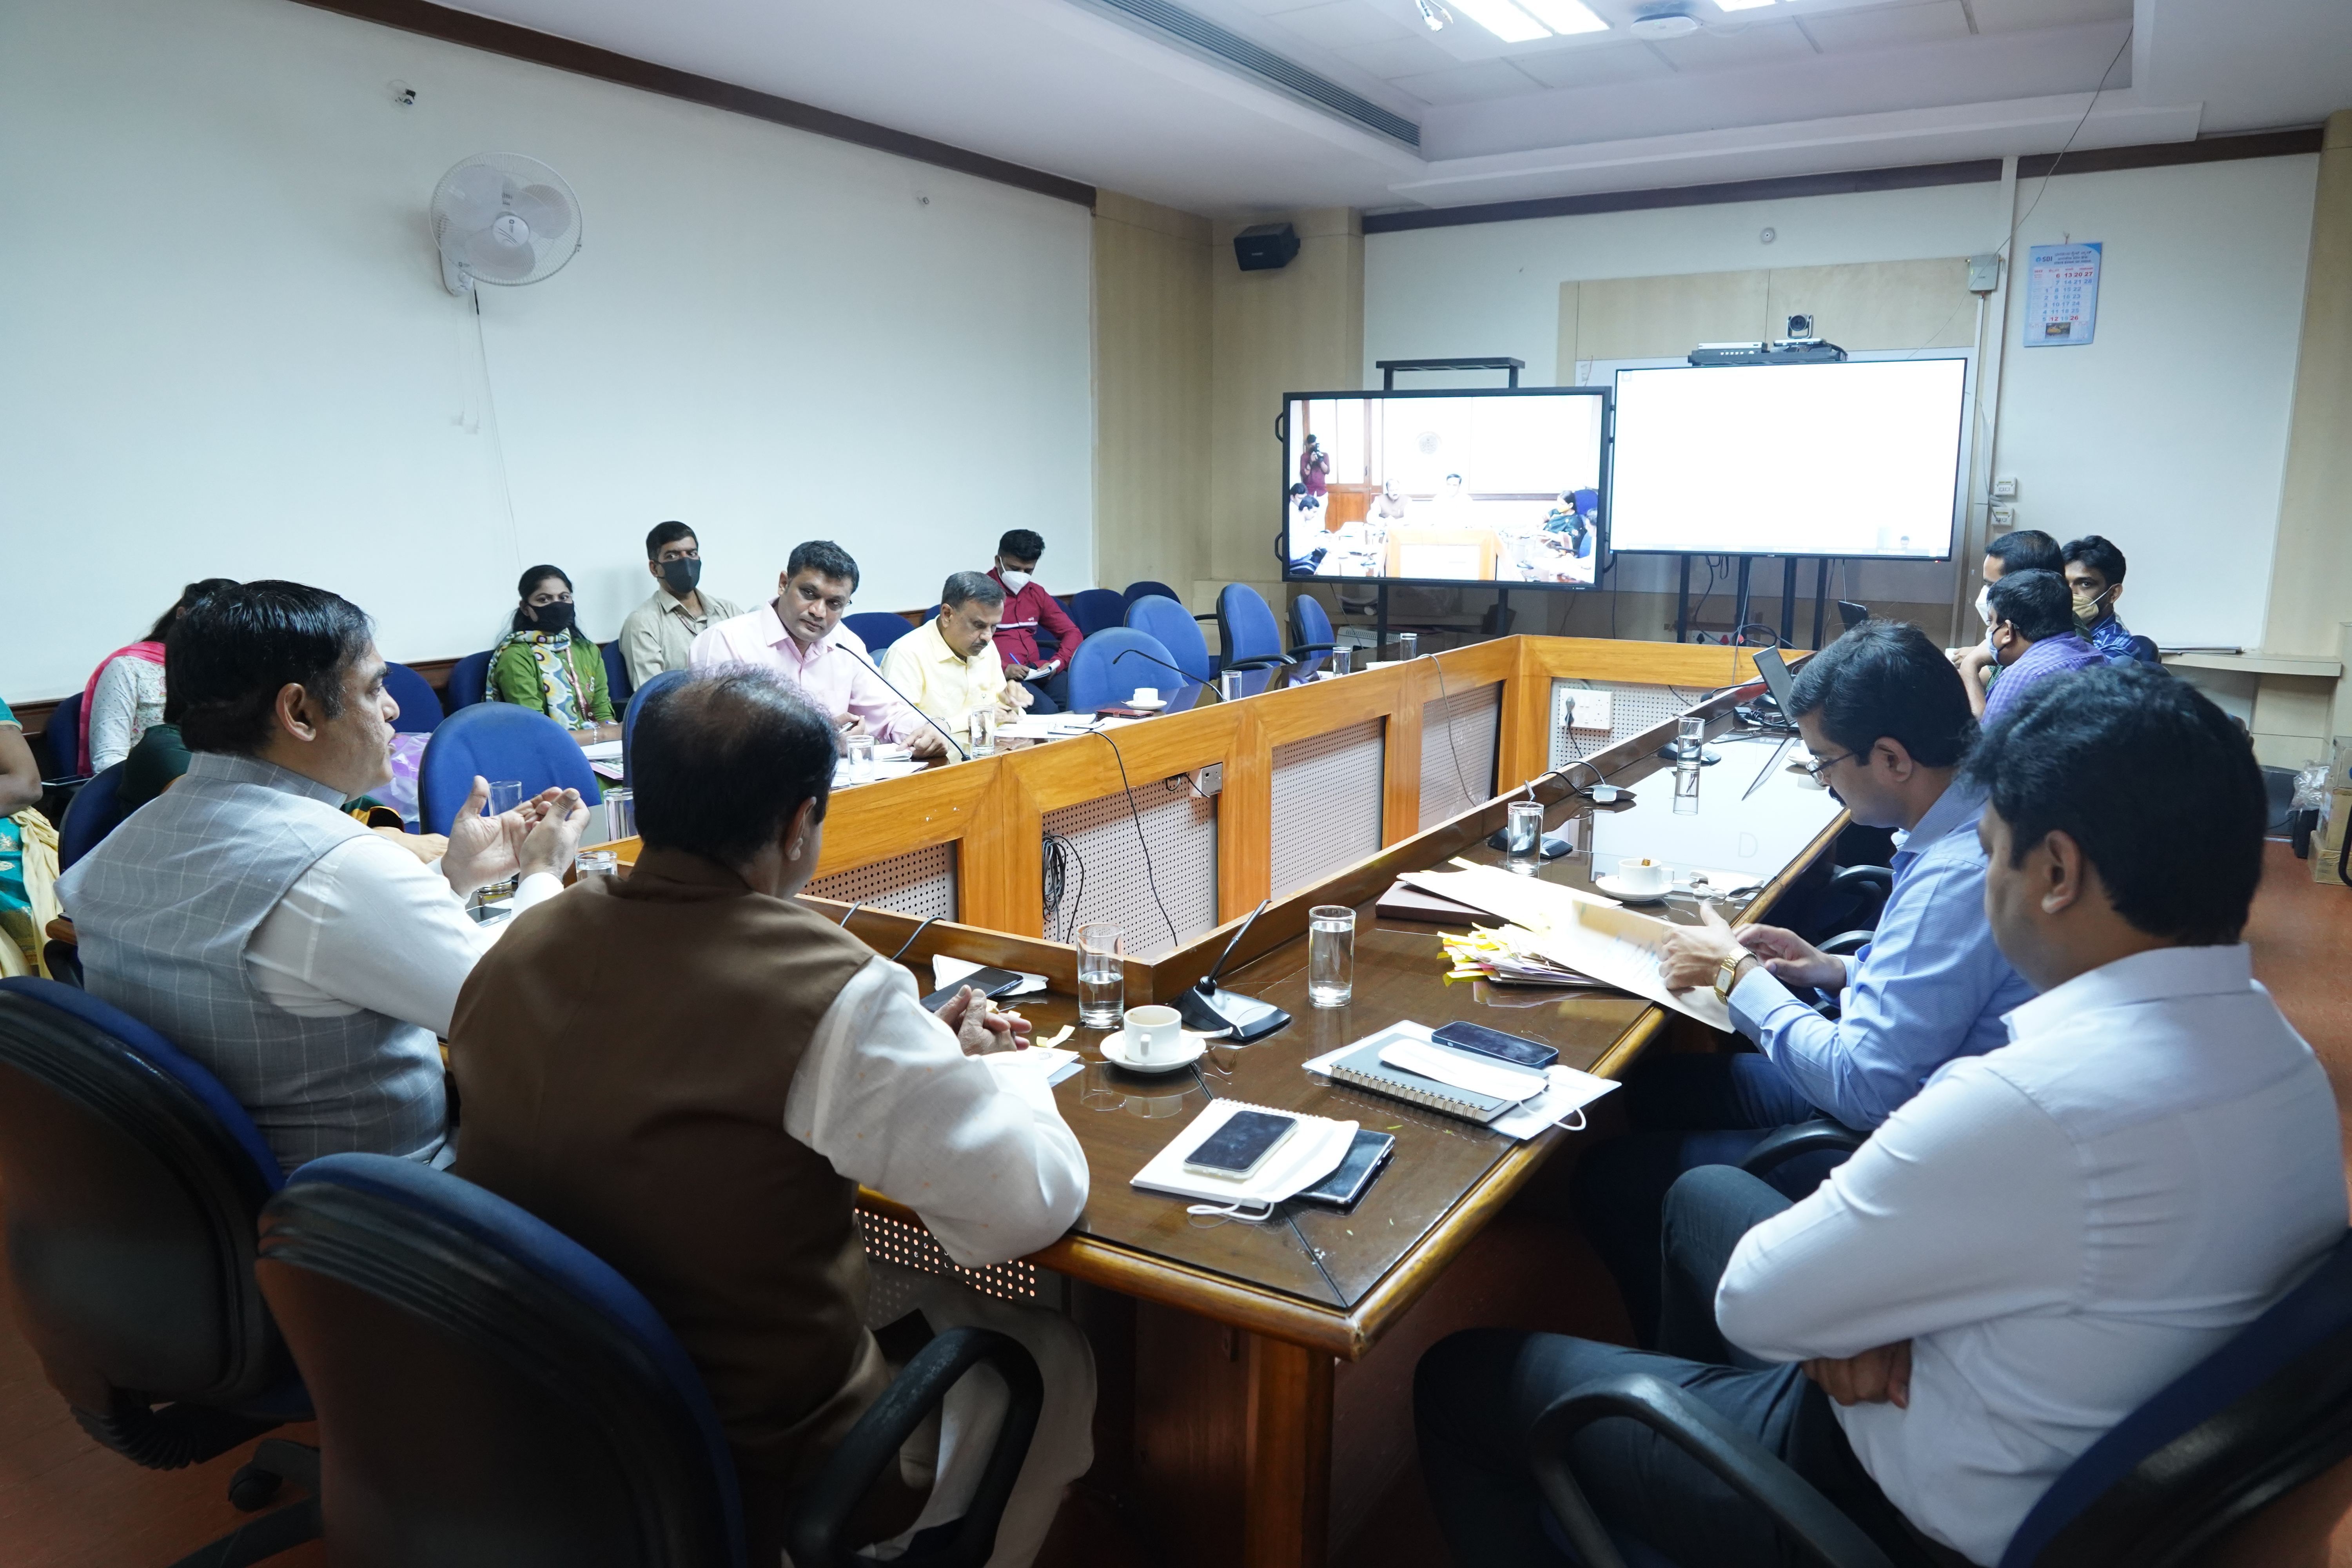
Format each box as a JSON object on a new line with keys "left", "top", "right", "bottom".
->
{"left": 1711, "top": 0, "right": 1776, "bottom": 11}
{"left": 1516, "top": 0, "right": 1610, "bottom": 33}
{"left": 1448, "top": 0, "right": 1552, "bottom": 43}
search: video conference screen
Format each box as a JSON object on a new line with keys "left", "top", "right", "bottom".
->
{"left": 1282, "top": 388, "right": 1608, "bottom": 591}
{"left": 1609, "top": 359, "right": 1968, "bottom": 558}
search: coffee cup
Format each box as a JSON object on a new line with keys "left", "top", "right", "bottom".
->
{"left": 1123, "top": 1003, "right": 1182, "bottom": 1062}
{"left": 1615, "top": 858, "right": 1673, "bottom": 896}
{"left": 1132, "top": 686, "right": 1159, "bottom": 705}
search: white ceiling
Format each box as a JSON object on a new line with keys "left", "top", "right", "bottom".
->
{"left": 441, "top": 0, "right": 2352, "bottom": 215}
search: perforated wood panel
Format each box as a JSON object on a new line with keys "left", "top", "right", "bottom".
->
{"left": 1550, "top": 679, "right": 1691, "bottom": 773}
{"left": 1043, "top": 769, "right": 1218, "bottom": 960}
{"left": 1419, "top": 682, "right": 1502, "bottom": 829}
{"left": 1270, "top": 719, "right": 1386, "bottom": 902}
{"left": 804, "top": 842, "right": 958, "bottom": 920}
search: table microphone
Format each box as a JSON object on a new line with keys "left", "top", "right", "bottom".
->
{"left": 1175, "top": 897, "right": 1291, "bottom": 1044}
{"left": 1111, "top": 647, "right": 1221, "bottom": 703}
{"left": 838, "top": 644, "right": 970, "bottom": 761}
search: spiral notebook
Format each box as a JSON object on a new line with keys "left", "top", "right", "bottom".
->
{"left": 1323, "top": 1027, "right": 1548, "bottom": 1126}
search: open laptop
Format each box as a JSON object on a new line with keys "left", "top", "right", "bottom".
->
{"left": 1753, "top": 645, "right": 1800, "bottom": 720}
{"left": 1837, "top": 599, "right": 1870, "bottom": 632}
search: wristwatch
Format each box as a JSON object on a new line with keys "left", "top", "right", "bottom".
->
{"left": 1713, "top": 951, "right": 1749, "bottom": 1002}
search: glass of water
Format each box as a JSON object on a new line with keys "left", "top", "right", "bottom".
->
{"left": 1220, "top": 670, "right": 1245, "bottom": 702}
{"left": 846, "top": 733, "right": 875, "bottom": 781}
{"left": 1308, "top": 905, "right": 1356, "bottom": 1008}
{"left": 1396, "top": 633, "right": 1419, "bottom": 661}
{"left": 1505, "top": 800, "right": 1544, "bottom": 874}
{"left": 1677, "top": 713, "right": 1706, "bottom": 762}
{"left": 1328, "top": 647, "right": 1352, "bottom": 677}
{"left": 488, "top": 779, "right": 525, "bottom": 817}
{"left": 600, "top": 786, "right": 635, "bottom": 843}
{"left": 1077, "top": 923, "right": 1124, "bottom": 1028}
{"left": 970, "top": 708, "right": 998, "bottom": 756}
{"left": 574, "top": 848, "right": 619, "bottom": 885}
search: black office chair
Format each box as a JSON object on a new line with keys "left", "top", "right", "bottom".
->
{"left": 0, "top": 976, "right": 319, "bottom": 1567}
{"left": 1530, "top": 1229, "right": 2352, "bottom": 1568}
{"left": 256, "top": 1152, "right": 1044, "bottom": 1568}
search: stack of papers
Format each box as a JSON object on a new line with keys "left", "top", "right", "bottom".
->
{"left": 832, "top": 758, "right": 928, "bottom": 788}
{"left": 1439, "top": 924, "right": 1606, "bottom": 987}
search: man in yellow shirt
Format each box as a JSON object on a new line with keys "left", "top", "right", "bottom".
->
{"left": 880, "top": 572, "right": 1030, "bottom": 750}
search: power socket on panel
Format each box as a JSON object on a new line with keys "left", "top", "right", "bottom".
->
{"left": 1196, "top": 764, "right": 1223, "bottom": 797}
{"left": 1991, "top": 506, "right": 2018, "bottom": 531}
{"left": 1991, "top": 475, "right": 2018, "bottom": 500}
{"left": 1556, "top": 688, "right": 1613, "bottom": 733}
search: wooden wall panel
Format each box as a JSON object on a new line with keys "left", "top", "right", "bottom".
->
{"left": 1094, "top": 193, "right": 1214, "bottom": 601}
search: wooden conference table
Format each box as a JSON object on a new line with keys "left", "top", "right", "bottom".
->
{"left": 596, "top": 635, "right": 1847, "bottom": 1567}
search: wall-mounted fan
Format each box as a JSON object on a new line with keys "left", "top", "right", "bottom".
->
{"left": 431, "top": 153, "right": 582, "bottom": 296}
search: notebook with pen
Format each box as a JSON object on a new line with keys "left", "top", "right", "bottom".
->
{"left": 1323, "top": 1026, "right": 1551, "bottom": 1126}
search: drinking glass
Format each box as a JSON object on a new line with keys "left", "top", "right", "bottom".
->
{"left": 971, "top": 708, "right": 998, "bottom": 756}
{"left": 1308, "top": 905, "right": 1355, "bottom": 1008}
{"left": 1396, "top": 633, "right": 1419, "bottom": 661}
{"left": 488, "top": 779, "right": 525, "bottom": 817}
{"left": 1220, "top": 671, "right": 1245, "bottom": 702}
{"left": 1328, "top": 648, "right": 1352, "bottom": 677}
{"left": 1077, "top": 923, "right": 1125, "bottom": 1028}
{"left": 600, "top": 786, "right": 635, "bottom": 842}
{"left": 574, "top": 849, "right": 619, "bottom": 885}
{"left": 846, "top": 733, "right": 876, "bottom": 782}
{"left": 1505, "top": 800, "right": 1544, "bottom": 874}
{"left": 1676, "top": 713, "right": 1706, "bottom": 763}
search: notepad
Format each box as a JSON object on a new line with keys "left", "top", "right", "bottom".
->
{"left": 1323, "top": 1026, "right": 1538, "bottom": 1126}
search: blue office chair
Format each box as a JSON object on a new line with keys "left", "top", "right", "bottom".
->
{"left": 1288, "top": 594, "right": 1338, "bottom": 678}
{"left": 1123, "top": 596, "right": 1216, "bottom": 685}
{"left": 622, "top": 669, "right": 689, "bottom": 788}
{"left": 258, "top": 1152, "right": 1043, "bottom": 1568}
{"left": 844, "top": 612, "right": 918, "bottom": 655}
{"left": 1530, "top": 1229, "right": 2352, "bottom": 1568}
{"left": 2125, "top": 635, "right": 2162, "bottom": 667}
{"left": 1067, "top": 628, "right": 1180, "bottom": 713}
{"left": 45, "top": 689, "right": 85, "bottom": 779}
{"left": 603, "top": 640, "right": 635, "bottom": 708}
{"left": 1214, "top": 585, "right": 1293, "bottom": 675}
{"left": 1122, "top": 580, "right": 1181, "bottom": 609}
{"left": 444, "top": 649, "right": 495, "bottom": 712}
{"left": 380, "top": 661, "right": 444, "bottom": 735}
{"left": 416, "top": 703, "right": 601, "bottom": 838}
{"left": 58, "top": 761, "right": 129, "bottom": 872}
{"left": 0, "top": 978, "right": 320, "bottom": 1564}
{"left": 1066, "top": 590, "right": 1127, "bottom": 639}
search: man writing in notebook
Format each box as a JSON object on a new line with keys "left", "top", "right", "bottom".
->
{"left": 987, "top": 530, "right": 1083, "bottom": 714}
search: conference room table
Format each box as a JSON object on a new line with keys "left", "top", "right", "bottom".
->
{"left": 596, "top": 635, "right": 1847, "bottom": 1567}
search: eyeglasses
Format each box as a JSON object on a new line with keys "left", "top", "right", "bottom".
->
{"left": 1799, "top": 748, "right": 1857, "bottom": 782}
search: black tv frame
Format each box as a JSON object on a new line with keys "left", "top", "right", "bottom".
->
{"left": 1278, "top": 385, "right": 1613, "bottom": 593}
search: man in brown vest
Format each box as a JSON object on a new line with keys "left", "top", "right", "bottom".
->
{"left": 450, "top": 667, "right": 1093, "bottom": 1565}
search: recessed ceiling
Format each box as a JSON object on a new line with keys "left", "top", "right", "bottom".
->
{"left": 434, "top": 0, "right": 2352, "bottom": 215}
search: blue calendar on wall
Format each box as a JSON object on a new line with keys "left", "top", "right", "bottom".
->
{"left": 2024, "top": 242, "right": 2102, "bottom": 347}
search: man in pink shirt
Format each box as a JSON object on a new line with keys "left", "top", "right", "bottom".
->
{"left": 988, "top": 529, "right": 1084, "bottom": 715}
{"left": 688, "top": 541, "right": 945, "bottom": 758}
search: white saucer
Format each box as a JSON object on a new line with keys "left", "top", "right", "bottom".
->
{"left": 1592, "top": 874, "right": 1673, "bottom": 904}
{"left": 1099, "top": 1028, "right": 1211, "bottom": 1073}
{"left": 1126, "top": 698, "right": 1167, "bottom": 712}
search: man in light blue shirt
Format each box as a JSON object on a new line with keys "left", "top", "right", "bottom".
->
{"left": 1575, "top": 621, "right": 2034, "bottom": 1343}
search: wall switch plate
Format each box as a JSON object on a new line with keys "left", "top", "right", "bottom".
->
{"left": 1556, "top": 688, "right": 1613, "bottom": 732}
{"left": 1991, "top": 475, "right": 2018, "bottom": 500}
{"left": 1990, "top": 506, "right": 2018, "bottom": 530}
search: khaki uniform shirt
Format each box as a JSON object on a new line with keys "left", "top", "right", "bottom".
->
{"left": 619, "top": 587, "right": 744, "bottom": 687}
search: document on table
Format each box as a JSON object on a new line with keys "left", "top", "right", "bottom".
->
{"left": 981, "top": 1045, "right": 1085, "bottom": 1091}
{"left": 1399, "top": 861, "right": 1730, "bottom": 1029}
{"left": 831, "top": 758, "right": 928, "bottom": 787}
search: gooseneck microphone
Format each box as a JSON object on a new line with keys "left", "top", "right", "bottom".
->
{"left": 1176, "top": 896, "right": 1291, "bottom": 1043}
{"left": 838, "top": 640, "right": 971, "bottom": 761}
{"left": 1112, "top": 647, "right": 1221, "bottom": 703}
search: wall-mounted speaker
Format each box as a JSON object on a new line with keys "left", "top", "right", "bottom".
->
{"left": 1234, "top": 222, "right": 1300, "bottom": 272}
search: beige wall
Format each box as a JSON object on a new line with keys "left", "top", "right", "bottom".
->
{"left": 1092, "top": 192, "right": 1214, "bottom": 601}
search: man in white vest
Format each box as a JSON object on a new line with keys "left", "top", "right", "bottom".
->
{"left": 59, "top": 580, "right": 588, "bottom": 1173}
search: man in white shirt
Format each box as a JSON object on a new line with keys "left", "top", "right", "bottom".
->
{"left": 451, "top": 668, "right": 1090, "bottom": 1567}
{"left": 687, "top": 539, "right": 946, "bottom": 758}
{"left": 1415, "top": 662, "right": 2345, "bottom": 1567}
{"left": 617, "top": 520, "right": 744, "bottom": 688}
{"left": 882, "top": 571, "right": 1029, "bottom": 749}
{"left": 59, "top": 581, "right": 588, "bottom": 1173}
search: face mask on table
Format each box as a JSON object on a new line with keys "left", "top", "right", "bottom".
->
{"left": 661, "top": 557, "right": 702, "bottom": 595}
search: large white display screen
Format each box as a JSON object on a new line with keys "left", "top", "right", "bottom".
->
{"left": 1610, "top": 359, "right": 1967, "bottom": 558}
{"left": 1283, "top": 389, "right": 1607, "bottom": 590}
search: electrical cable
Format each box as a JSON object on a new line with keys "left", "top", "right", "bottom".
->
{"left": 1427, "top": 655, "right": 1484, "bottom": 812}
{"left": 1091, "top": 730, "right": 1181, "bottom": 951}
{"left": 889, "top": 915, "right": 939, "bottom": 964}
{"left": 838, "top": 899, "right": 865, "bottom": 929}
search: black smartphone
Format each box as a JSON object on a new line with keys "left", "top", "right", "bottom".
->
{"left": 1432, "top": 1021, "right": 1559, "bottom": 1071}
{"left": 918, "top": 967, "right": 1027, "bottom": 1013}
{"left": 1297, "top": 1129, "right": 1396, "bottom": 1209}
{"left": 1182, "top": 1110, "right": 1298, "bottom": 1178}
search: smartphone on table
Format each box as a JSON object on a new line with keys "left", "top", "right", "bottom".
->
{"left": 1183, "top": 1111, "right": 1298, "bottom": 1179}
{"left": 1297, "top": 1129, "right": 1396, "bottom": 1209}
{"left": 918, "top": 967, "right": 1027, "bottom": 1014}
{"left": 1432, "top": 1021, "right": 1559, "bottom": 1071}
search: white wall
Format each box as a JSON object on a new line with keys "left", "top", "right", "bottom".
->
{"left": 1365, "top": 158, "right": 2318, "bottom": 647}
{"left": 0, "top": 0, "right": 1094, "bottom": 702}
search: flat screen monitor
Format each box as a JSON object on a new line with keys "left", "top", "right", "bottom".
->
{"left": 1609, "top": 359, "right": 1968, "bottom": 559}
{"left": 1281, "top": 387, "right": 1608, "bottom": 591}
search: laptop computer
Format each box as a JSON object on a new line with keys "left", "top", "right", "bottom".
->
{"left": 1837, "top": 600, "right": 1869, "bottom": 632}
{"left": 1753, "top": 645, "right": 1800, "bottom": 719}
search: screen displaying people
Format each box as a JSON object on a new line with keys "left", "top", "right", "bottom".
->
{"left": 1283, "top": 392, "right": 1605, "bottom": 589}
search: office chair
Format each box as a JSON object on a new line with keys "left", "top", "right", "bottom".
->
{"left": 415, "top": 702, "right": 602, "bottom": 838}
{"left": 258, "top": 1152, "right": 1043, "bottom": 1568}
{"left": 844, "top": 612, "right": 918, "bottom": 655}
{"left": 622, "top": 669, "right": 689, "bottom": 788}
{"left": 1123, "top": 595, "right": 1216, "bottom": 684}
{"left": 444, "top": 649, "right": 495, "bottom": 712}
{"left": 1214, "top": 585, "right": 1294, "bottom": 673}
{"left": 2125, "top": 635, "right": 2162, "bottom": 667}
{"left": 1288, "top": 594, "right": 1338, "bottom": 677}
{"left": 1122, "top": 580, "right": 1181, "bottom": 608}
{"left": 380, "top": 661, "right": 444, "bottom": 735}
{"left": 0, "top": 977, "right": 320, "bottom": 1566}
{"left": 1067, "top": 628, "right": 1180, "bottom": 713}
{"left": 1066, "top": 589, "right": 1128, "bottom": 639}
{"left": 45, "top": 689, "right": 85, "bottom": 780}
{"left": 1530, "top": 1228, "right": 2352, "bottom": 1568}
{"left": 603, "top": 640, "right": 636, "bottom": 707}
{"left": 58, "top": 761, "right": 130, "bottom": 872}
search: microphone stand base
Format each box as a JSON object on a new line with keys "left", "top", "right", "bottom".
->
{"left": 1176, "top": 984, "right": 1290, "bottom": 1044}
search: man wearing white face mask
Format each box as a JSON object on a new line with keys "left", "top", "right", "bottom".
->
{"left": 987, "top": 529, "right": 1084, "bottom": 714}
{"left": 1950, "top": 530, "right": 2061, "bottom": 691}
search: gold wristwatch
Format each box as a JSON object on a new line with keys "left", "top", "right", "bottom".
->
{"left": 1713, "top": 951, "right": 1748, "bottom": 1002}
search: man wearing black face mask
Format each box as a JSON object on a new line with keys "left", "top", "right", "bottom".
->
{"left": 620, "top": 521, "right": 746, "bottom": 688}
